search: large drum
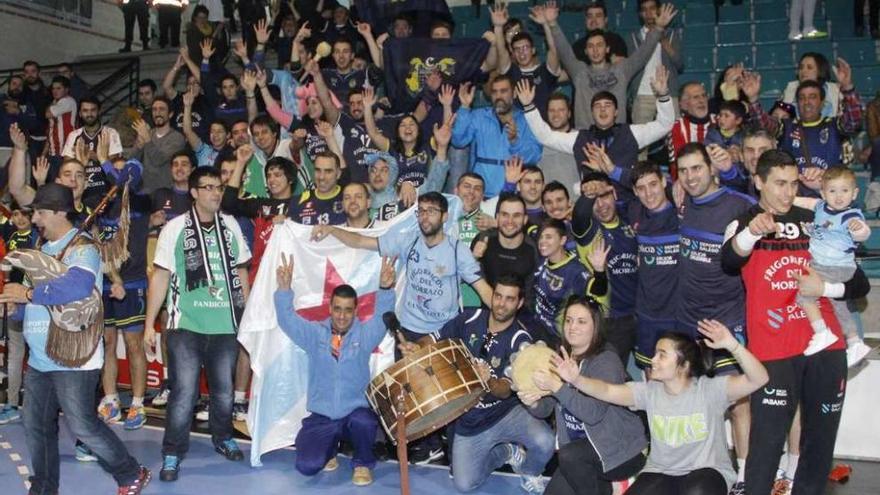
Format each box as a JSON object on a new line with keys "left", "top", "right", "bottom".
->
{"left": 367, "top": 339, "right": 487, "bottom": 443}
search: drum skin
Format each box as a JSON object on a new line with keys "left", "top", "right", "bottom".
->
{"left": 509, "top": 342, "right": 557, "bottom": 394}
{"left": 367, "top": 339, "right": 487, "bottom": 443}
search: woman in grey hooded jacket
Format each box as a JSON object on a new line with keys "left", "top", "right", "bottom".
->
{"left": 521, "top": 296, "right": 647, "bottom": 495}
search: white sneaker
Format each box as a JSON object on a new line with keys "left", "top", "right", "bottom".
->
{"left": 151, "top": 387, "right": 170, "bottom": 407}
{"left": 507, "top": 444, "right": 526, "bottom": 474}
{"left": 804, "top": 331, "right": 838, "bottom": 356}
{"left": 788, "top": 32, "right": 803, "bottom": 41}
{"left": 520, "top": 475, "right": 546, "bottom": 493}
{"left": 846, "top": 341, "right": 872, "bottom": 367}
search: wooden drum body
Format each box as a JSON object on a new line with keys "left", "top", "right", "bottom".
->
{"left": 366, "top": 339, "right": 487, "bottom": 444}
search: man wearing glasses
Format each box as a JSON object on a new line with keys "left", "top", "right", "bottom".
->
{"left": 144, "top": 167, "right": 252, "bottom": 482}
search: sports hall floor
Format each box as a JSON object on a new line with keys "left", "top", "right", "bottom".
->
{"left": 0, "top": 417, "right": 877, "bottom": 494}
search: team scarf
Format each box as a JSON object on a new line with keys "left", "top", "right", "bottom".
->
{"left": 182, "top": 207, "right": 246, "bottom": 328}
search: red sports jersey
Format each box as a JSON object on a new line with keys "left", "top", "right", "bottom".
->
{"left": 49, "top": 96, "right": 77, "bottom": 156}
{"left": 732, "top": 206, "right": 845, "bottom": 361}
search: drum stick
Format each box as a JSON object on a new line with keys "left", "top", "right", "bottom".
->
{"left": 395, "top": 393, "right": 411, "bottom": 495}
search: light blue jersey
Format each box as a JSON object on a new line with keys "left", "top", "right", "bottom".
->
{"left": 23, "top": 229, "right": 103, "bottom": 372}
{"left": 809, "top": 200, "right": 864, "bottom": 267}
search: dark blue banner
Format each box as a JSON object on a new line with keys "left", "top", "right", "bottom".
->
{"left": 382, "top": 37, "right": 490, "bottom": 112}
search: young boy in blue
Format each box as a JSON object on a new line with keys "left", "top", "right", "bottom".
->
{"left": 794, "top": 166, "right": 872, "bottom": 365}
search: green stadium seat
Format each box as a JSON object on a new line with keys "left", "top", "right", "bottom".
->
{"left": 853, "top": 65, "right": 878, "bottom": 94}
{"left": 796, "top": 40, "right": 834, "bottom": 62}
{"left": 680, "top": 71, "right": 714, "bottom": 95}
{"left": 717, "top": 22, "right": 752, "bottom": 46}
{"left": 686, "top": 24, "right": 716, "bottom": 46}
{"left": 755, "top": 41, "right": 795, "bottom": 68}
{"left": 718, "top": 5, "right": 750, "bottom": 23}
{"left": 754, "top": 0, "right": 788, "bottom": 21}
{"left": 754, "top": 20, "right": 791, "bottom": 43}
{"left": 718, "top": 44, "right": 754, "bottom": 69}
{"left": 836, "top": 39, "right": 879, "bottom": 65}
{"left": 759, "top": 68, "right": 794, "bottom": 97}
{"left": 683, "top": 45, "right": 715, "bottom": 72}
{"left": 684, "top": 4, "right": 715, "bottom": 25}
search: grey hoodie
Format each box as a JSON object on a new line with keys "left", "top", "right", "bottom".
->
{"left": 527, "top": 347, "right": 648, "bottom": 472}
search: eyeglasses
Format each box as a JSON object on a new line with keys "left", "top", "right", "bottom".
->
{"left": 195, "top": 184, "right": 225, "bottom": 193}
{"left": 417, "top": 207, "right": 443, "bottom": 217}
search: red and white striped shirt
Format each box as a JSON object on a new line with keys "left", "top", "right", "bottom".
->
{"left": 49, "top": 96, "right": 77, "bottom": 156}
{"left": 666, "top": 113, "right": 716, "bottom": 180}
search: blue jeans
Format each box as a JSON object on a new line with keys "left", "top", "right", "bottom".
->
{"left": 451, "top": 405, "right": 555, "bottom": 492}
{"left": 162, "top": 329, "right": 238, "bottom": 457}
{"left": 294, "top": 408, "right": 379, "bottom": 475}
{"left": 23, "top": 368, "right": 140, "bottom": 494}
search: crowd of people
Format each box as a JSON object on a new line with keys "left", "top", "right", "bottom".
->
{"left": 0, "top": 0, "right": 878, "bottom": 494}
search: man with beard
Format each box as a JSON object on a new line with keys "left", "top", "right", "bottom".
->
{"left": 307, "top": 59, "right": 378, "bottom": 185}
{"left": 21, "top": 61, "right": 50, "bottom": 161}
{"left": 472, "top": 194, "right": 538, "bottom": 294}
{"left": 312, "top": 191, "right": 493, "bottom": 335}
{"left": 543, "top": 3, "right": 676, "bottom": 128}
{"left": 288, "top": 151, "right": 346, "bottom": 226}
{"left": 398, "top": 277, "right": 555, "bottom": 494}
{"left": 341, "top": 182, "right": 375, "bottom": 229}
{"left": 743, "top": 63, "right": 863, "bottom": 197}
{"left": 668, "top": 82, "right": 715, "bottom": 180}
{"left": 61, "top": 97, "right": 124, "bottom": 207}
{"left": 493, "top": 4, "right": 562, "bottom": 121}
{"left": 1, "top": 75, "right": 40, "bottom": 166}
{"left": 452, "top": 75, "right": 542, "bottom": 198}
{"left": 721, "top": 150, "right": 870, "bottom": 495}
{"left": 519, "top": 69, "right": 673, "bottom": 206}
{"left": 133, "top": 97, "right": 187, "bottom": 194}
{"left": 111, "top": 79, "right": 156, "bottom": 149}
{"left": 675, "top": 142, "right": 755, "bottom": 490}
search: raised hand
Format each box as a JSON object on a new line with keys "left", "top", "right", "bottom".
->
{"left": 232, "top": 39, "right": 247, "bottom": 61}
{"left": 32, "top": 156, "right": 50, "bottom": 186}
{"left": 9, "top": 123, "right": 27, "bottom": 150}
{"left": 550, "top": 346, "right": 580, "bottom": 384}
{"left": 315, "top": 120, "right": 334, "bottom": 140}
{"left": 696, "top": 319, "right": 738, "bottom": 351}
{"left": 438, "top": 84, "right": 456, "bottom": 107}
{"left": 255, "top": 68, "right": 268, "bottom": 89}
{"left": 295, "top": 21, "right": 312, "bottom": 42}
{"left": 655, "top": 3, "right": 678, "bottom": 29}
{"left": 833, "top": 57, "right": 853, "bottom": 91}
{"left": 183, "top": 88, "right": 195, "bottom": 108}
{"left": 363, "top": 86, "right": 377, "bottom": 109}
{"left": 379, "top": 256, "right": 397, "bottom": 289}
{"left": 236, "top": 143, "right": 254, "bottom": 167}
{"left": 356, "top": 21, "right": 373, "bottom": 38}
{"left": 458, "top": 82, "right": 475, "bottom": 108}
{"left": 707, "top": 144, "right": 733, "bottom": 172}
{"left": 650, "top": 64, "right": 669, "bottom": 96}
{"left": 472, "top": 235, "right": 489, "bottom": 259}
{"left": 489, "top": 1, "right": 509, "bottom": 28}
{"left": 241, "top": 69, "right": 257, "bottom": 93}
{"left": 433, "top": 114, "right": 455, "bottom": 148}
{"left": 544, "top": 0, "right": 560, "bottom": 23}
{"left": 747, "top": 211, "right": 779, "bottom": 237}
{"left": 200, "top": 38, "right": 215, "bottom": 60}
{"left": 741, "top": 71, "right": 761, "bottom": 103}
{"left": 529, "top": 5, "right": 547, "bottom": 25}
{"left": 74, "top": 138, "right": 90, "bottom": 164}
{"left": 96, "top": 130, "right": 111, "bottom": 163}
{"left": 505, "top": 155, "right": 525, "bottom": 184}
{"left": 515, "top": 78, "right": 536, "bottom": 107}
{"left": 254, "top": 19, "right": 271, "bottom": 45}
{"left": 276, "top": 252, "right": 294, "bottom": 289}
{"left": 586, "top": 235, "right": 612, "bottom": 272}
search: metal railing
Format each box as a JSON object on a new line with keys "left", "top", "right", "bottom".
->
{"left": 0, "top": 57, "right": 140, "bottom": 123}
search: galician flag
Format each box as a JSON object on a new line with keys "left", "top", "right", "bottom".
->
{"left": 238, "top": 196, "right": 462, "bottom": 466}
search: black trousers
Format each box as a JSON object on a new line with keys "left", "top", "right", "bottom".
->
{"left": 854, "top": 0, "right": 880, "bottom": 31}
{"left": 122, "top": 1, "right": 150, "bottom": 47}
{"left": 627, "top": 468, "right": 727, "bottom": 495}
{"left": 157, "top": 5, "right": 182, "bottom": 48}
{"left": 605, "top": 314, "right": 637, "bottom": 367}
{"left": 744, "top": 350, "right": 847, "bottom": 495}
{"left": 545, "top": 438, "right": 645, "bottom": 495}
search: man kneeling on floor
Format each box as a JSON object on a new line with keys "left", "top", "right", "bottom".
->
{"left": 274, "top": 253, "right": 397, "bottom": 486}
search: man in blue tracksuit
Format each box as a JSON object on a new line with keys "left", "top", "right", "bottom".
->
{"left": 274, "top": 254, "right": 396, "bottom": 487}
{"left": 451, "top": 74, "right": 543, "bottom": 198}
